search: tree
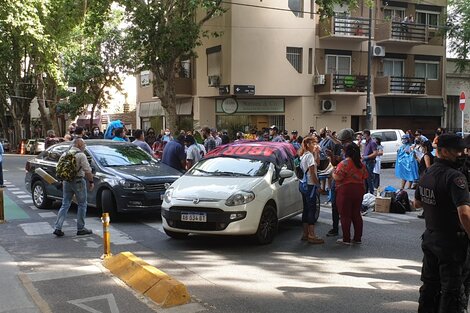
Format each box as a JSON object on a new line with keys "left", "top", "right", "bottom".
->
{"left": 447, "top": 0, "right": 470, "bottom": 72}
{"left": 63, "top": 7, "right": 129, "bottom": 131}
{"left": 117, "top": 0, "right": 225, "bottom": 133}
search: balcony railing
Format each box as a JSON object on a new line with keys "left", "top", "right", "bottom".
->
{"left": 374, "top": 76, "right": 426, "bottom": 96}
{"left": 375, "top": 21, "right": 443, "bottom": 46}
{"left": 316, "top": 74, "right": 368, "bottom": 94}
{"left": 319, "top": 16, "right": 371, "bottom": 40}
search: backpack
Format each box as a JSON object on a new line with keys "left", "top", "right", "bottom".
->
{"left": 56, "top": 150, "right": 80, "bottom": 181}
{"left": 390, "top": 189, "right": 411, "bottom": 214}
{"left": 294, "top": 156, "right": 304, "bottom": 179}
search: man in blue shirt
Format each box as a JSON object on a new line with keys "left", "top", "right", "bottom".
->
{"left": 161, "top": 134, "right": 186, "bottom": 172}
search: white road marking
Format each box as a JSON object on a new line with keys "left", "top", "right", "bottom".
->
{"left": 26, "top": 265, "right": 103, "bottom": 282}
{"left": 16, "top": 195, "right": 31, "bottom": 199}
{"left": 143, "top": 221, "right": 166, "bottom": 234}
{"left": 38, "top": 212, "right": 56, "bottom": 218}
{"left": 29, "top": 205, "right": 38, "bottom": 211}
{"left": 72, "top": 237, "right": 101, "bottom": 248}
{"left": 68, "top": 294, "right": 119, "bottom": 313}
{"left": 18, "top": 222, "right": 54, "bottom": 235}
{"left": 159, "top": 303, "right": 208, "bottom": 313}
{"left": 22, "top": 200, "right": 34, "bottom": 204}
{"left": 84, "top": 218, "right": 136, "bottom": 245}
{"left": 8, "top": 188, "right": 20, "bottom": 191}
{"left": 12, "top": 191, "right": 26, "bottom": 194}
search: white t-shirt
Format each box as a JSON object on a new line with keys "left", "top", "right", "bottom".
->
{"left": 300, "top": 152, "right": 316, "bottom": 185}
{"left": 186, "top": 144, "right": 204, "bottom": 163}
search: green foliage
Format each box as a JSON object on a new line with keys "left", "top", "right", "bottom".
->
{"left": 316, "top": 0, "right": 358, "bottom": 19}
{"left": 447, "top": 0, "right": 470, "bottom": 72}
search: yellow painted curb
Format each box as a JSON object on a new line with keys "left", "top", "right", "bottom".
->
{"left": 103, "top": 252, "right": 190, "bottom": 308}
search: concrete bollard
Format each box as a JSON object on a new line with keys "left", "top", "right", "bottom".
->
{"left": 101, "top": 213, "right": 111, "bottom": 259}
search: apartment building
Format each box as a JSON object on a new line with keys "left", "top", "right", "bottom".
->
{"left": 136, "top": 0, "right": 447, "bottom": 136}
{"left": 446, "top": 59, "right": 470, "bottom": 132}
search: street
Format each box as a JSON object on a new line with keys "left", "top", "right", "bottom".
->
{"left": 1, "top": 154, "right": 429, "bottom": 313}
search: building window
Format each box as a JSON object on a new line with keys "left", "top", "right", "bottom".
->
{"left": 416, "top": 11, "right": 439, "bottom": 27}
{"left": 415, "top": 62, "right": 439, "bottom": 80}
{"left": 286, "top": 47, "right": 303, "bottom": 73}
{"left": 384, "top": 8, "right": 405, "bottom": 22}
{"left": 383, "top": 59, "right": 404, "bottom": 77}
{"left": 207, "top": 45, "right": 221, "bottom": 77}
{"left": 326, "top": 55, "right": 351, "bottom": 75}
{"left": 308, "top": 48, "right": 313, "bottom": 74}
{"left": 177, "top": 59, "right": 191, "bottom": 78}
{"left": 310, "top": 0, "right": 314, "bottom": 19}
{"left": 288, "top": 0, "right": 304, "bottom": 18}
{"left": 140, "top": 70, "right": 150, "bottom": 87}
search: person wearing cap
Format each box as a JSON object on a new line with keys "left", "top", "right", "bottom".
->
{"left": 290, "top": 131, "right": 301, "bottom": 150}
{"left": 269, "top": 125, "right": 285, "bottom": 142}
{"left": 325, "top": 128, "right": 354, "bottom": 237}
{"left": 414, "top": 133, "right": 470, "bottom": 312}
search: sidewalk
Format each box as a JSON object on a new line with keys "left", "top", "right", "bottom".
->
{"left": 0, "top": 244, "right": 41, "bottom": 313}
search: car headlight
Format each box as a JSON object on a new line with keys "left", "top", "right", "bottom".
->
{"left": 163, "top": 187, "right": 174, "bottom": 203}
{"left": 119, "top": 179, "right": 145, "bottom": 191}
{"left": 225, "top": 191, "right": 255, "bottom": 206}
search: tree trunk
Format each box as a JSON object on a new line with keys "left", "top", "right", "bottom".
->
{"left": 36, "top": 73, "right": 53, "bottom": 132}
{"left": 45, "top": 77, "right": 61, "bottom": 135}
{"left": 153, "top": 63, "right": 178, "bottom": 133}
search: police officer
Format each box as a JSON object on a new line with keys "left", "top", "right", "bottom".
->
{"left": 414, "top": 133, "right": 470, "bottom": 313}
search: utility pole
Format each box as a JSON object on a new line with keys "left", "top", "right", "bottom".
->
{"left": 365, "top": 5, "right": 373, "bottom": 130}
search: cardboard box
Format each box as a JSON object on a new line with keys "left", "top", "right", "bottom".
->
{"left": 375, "top": 197, "right": 391, "bottom": 213}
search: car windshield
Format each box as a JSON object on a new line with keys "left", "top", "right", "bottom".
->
{"left": 187, "top": 157, "right": 269, "bottom": 177}
{"left": 87, "top": 144, "right": 157, "bottom": 167}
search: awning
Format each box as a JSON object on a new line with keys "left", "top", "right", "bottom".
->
{"left": 140, "top": 100, "right": 164, "bottom": 117}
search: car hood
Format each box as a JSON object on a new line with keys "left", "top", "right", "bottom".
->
{"left": 104, "top": 163, "right": 181, "bottom": 182}
{"left": 171, "top": 175, "right": 264, "bottom": 200}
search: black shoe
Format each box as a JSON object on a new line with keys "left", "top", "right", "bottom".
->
{"left": 417, "top": 214, "right": 425, "bottom": 219}
{"left": 76, "top": 228, "right": 92, "bottom": 236}
{"left": 53, "top": 229, "right": 64, "bottom": 237}
{"left": 326, "top": 229, "right": 339, "bottom": 237}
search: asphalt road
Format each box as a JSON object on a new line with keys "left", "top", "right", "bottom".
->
{"left": 0, "top": 154, "right": 433, "bottom": 313}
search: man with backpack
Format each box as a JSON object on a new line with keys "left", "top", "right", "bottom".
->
{"left": 53, "top": 138, "right": 94, "bottom": 237}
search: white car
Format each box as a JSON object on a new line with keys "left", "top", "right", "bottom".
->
{"left": 370, "top": 129, "right": 405, "bottom": 164}
{"left": 161, "top": 142, "right": 318, "bottom": 244}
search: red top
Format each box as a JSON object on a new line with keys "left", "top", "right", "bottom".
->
{"left": 334, "top": 158, "right": 368, "bottom": 189}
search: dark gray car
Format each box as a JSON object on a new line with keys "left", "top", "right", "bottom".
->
{"left": 25, "top": 140, "right": 181, "bottom": 218}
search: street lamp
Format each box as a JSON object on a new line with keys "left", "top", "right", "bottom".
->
{"left": 365, "top": 5, "right": 373, "bottom": 129}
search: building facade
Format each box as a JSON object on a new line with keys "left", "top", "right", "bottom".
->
{"left": 446, "top": 59, "right": 470, "bottom": 133}
{"left": 136, "top": 0, "right": 447, "bottom": 136}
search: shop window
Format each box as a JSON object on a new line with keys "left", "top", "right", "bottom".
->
{"left": 286, "top": 47, "right": 303, "bottom": 73}
{"left": 140, "top": 70, "right": 150, "bottom": 87}
{"left": 415, "top": 62, "right": 439, "bottom": 80}
{"left": 288, "top": 0, "right": 303, "bottom": 18}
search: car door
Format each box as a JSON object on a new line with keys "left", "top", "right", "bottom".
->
{"left": 272, "top": 159, "right": 301, "bottom": 218}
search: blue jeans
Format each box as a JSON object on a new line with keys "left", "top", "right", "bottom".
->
{"left": 54, "top": 178, "right": 87, "bottom": 231}
{"left": 364, "top": 160, "right": 376, "bottom": 194}
{"left": 301, "top": 184, "right": 318, "bottom": 225}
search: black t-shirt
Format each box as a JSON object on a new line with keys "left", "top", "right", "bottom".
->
{"left": 415, "top": 158, "right": 470, "bottom": 232}
{"left": 418, "top": 152, "right": 434, "bottom": 176}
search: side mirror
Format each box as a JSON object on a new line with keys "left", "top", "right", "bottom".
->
{"left": 278, "top": 169, "right": 294, "bottom": 186}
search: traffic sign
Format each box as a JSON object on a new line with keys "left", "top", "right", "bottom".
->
{"left": 234, "top": 85, "right": 255, "bottom": 95}
{"left": 218, "top": 85, "right": 230, "bottom": 95}
{"left": 460, "top": 91, "right": 466, "bottom": 111}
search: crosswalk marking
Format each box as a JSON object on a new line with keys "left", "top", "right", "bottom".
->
{"left": 84, "top": 218, "right": 136, "bottom": 245}
{"left": 22, "top": 200, "right": 34, "bottom": 204}
{"left": 16, "top": 195, "right": 30, "bottom": 199}
{"left": 18, "top": 222, "right": 54, "bottom": 235}
{"left": 12, "top": 191, "right": 26, "bottom": 194}
{"left": 29, "top": 205, "right": 38, "bottom": 211}
{"left": 38, "top": 212, "right": 56, "bottom": 218}
{"left": 8, "top": 188, "right": 20, "bottom": 191}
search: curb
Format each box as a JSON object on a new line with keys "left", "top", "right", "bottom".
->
{"left": 103, "top": 251, "right": 191, "bottom": 308}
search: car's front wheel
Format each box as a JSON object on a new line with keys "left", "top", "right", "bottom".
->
{"left": 254, "top": 204, "right": 278, "bottom": 245}
{"left": 32, "top": 180, "right": 53, "bottom": 209}
{"left": 101, "top": 189, "right": 118, "bottom": 221}
{"left": 164, "top": 228, "right": 189, "bottom": 239}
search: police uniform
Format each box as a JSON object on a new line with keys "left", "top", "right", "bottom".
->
{"left": 415, "top": 134, "right": 470, "bottom": 313}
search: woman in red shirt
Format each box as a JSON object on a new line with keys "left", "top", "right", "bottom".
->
{"left": 333, "top": 143, "right": 368, "bottom": 245}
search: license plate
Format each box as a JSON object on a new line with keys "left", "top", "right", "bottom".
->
{"left": 181, "top": 212, "right": 207, "bottom": 222}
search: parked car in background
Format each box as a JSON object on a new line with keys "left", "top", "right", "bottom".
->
{"left": 25, "top": 140, "right": 182, "bottom": 219}
{"left": 31, "top": 138, "right": 45, "bottom": 154}
{"left": 161, "top": 141, "right": 319, "bottom": 244}
{"left": 0, "top": 138, "right": 11, "bottom": 152}
{"left": 26, "top": 139, "right": 36, "bottom": 154}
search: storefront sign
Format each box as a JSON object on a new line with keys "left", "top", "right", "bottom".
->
{"left": 216, "top": 98, "right": 284, "bottom": 113}
{"left": 221, "top": 97, "right": 238, "bottom": 114}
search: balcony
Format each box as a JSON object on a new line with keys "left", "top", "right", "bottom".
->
{"left": 375, "top": 21, "right": 443, "bottom": 47}
{"left": 175, "top": 78, "right": 193, "bottom": 96}
{"left": 316, "top": 74, "right": 368, "bottom": 96}
{"left": 374, "top": 76, "right": 426, "bottom": 97}
{"left": 319, "top": 16, "right": 371, "bottom": 42}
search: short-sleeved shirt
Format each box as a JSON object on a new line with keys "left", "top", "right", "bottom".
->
{"left": 161, "top": 140, "right": 186, "bottom": 171}
{"left": 204, "top": 137, "right": 217, "bottom": 152}
{"left": 415, "top": 158, "right": 470, "bottom": 232}
{"left": 334, "top": 158, "right": 368, "bottom": 189}
{"left": 363, "top": 138, "right": 378, "bottom": 160}
{"left": 300, "top": 152, "right": 316, "bottom": 185}
{"left": 132, "top": 139, "right": 153, "bottom": 155}
{"left": 186, "top": 144, "right": 204, "bottom": 163}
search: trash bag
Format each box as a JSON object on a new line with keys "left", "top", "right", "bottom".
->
{"left": 362, "top": 193, "right": 376, "bottom": 210}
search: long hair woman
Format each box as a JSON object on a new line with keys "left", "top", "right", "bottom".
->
{"left": 298, "top": 136, "right": 324, "bottom": 244}
{"left": 332, "top": 143, "right": 368, "bottom": 245}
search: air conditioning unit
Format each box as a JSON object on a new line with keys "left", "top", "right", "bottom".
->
{"left": 372, "top": 45, "right": 385, "bottom": 57}
{"left": 321, "top": 99, "right": 336, "bottom": 112}
{"left": 208, "top": 75, "right": 220, "bottom": 87}
{"left": 313, "top": 75, "right": 326, "bottom": 86}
